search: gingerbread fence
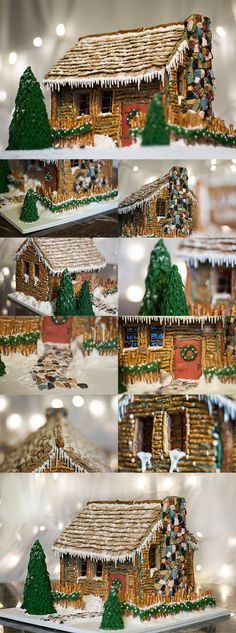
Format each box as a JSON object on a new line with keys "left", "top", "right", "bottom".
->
{"left": 0, "top": 317, "right": 41, "bottom": 356}
{"left": 36, "top": 183, "right": 112, "bottom": 206}
{"left": 50, "top": 114, "right": 94, "bottom": 147}
{"left": 52, "top": 581, "right": 82, "bottom": 609}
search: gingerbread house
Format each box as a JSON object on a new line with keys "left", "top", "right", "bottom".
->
{"left": 177, "top": 237, "right": 236, "bottom": 312}
{"left": 118, "top": 394, "right": 236, "bottom": 473}
{"left": 53, "top": 496, "right": 197, "bottom": 606}
{"left": 119, "top": 166, "right": 197, "bottom": 237}
{"left": 0, "top": 316, "right": 41, "bottom": 356}
{"left": 8, "top": 159, "right": 116, "bottom": 211}
{"left": 44, "top": 14, "right": 214, "bottom": 147}
{"left": 119, "top": 316, "right": 235, "bottom": 387}
{"left": 0, "top": 406, "right": 110, "bottom": 473}
{"left": 15, "top": 238, "right": 106, "bottom": 302}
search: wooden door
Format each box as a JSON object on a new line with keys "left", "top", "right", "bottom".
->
{"left": 174, "top": 338, "right": 202, "bottom": 380}
{"left": 108, "top": 572, "right": 126, "bottom": 599}
{"left": 122, "top": 102, "right": 148, "bottom": 146}
{"left": 42, "top": 164, "right": 58, "bottom": 192}
{"left": 42, "top": 317, "right": 73, "bottom": 343}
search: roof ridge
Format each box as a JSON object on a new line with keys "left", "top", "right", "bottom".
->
{"left": 78, "top": 21, "right": 185, "bottom": 41}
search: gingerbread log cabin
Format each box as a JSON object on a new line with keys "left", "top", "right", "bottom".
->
{"left": 0, "top": 316, "right": 41, "bottom": 356}
{"left": 15, "top": 238, "right": 106, "bottom": 303}
{"left": 8, "top": 159, "right": 116, "bottom": 212}
{"left": 119, "top": 316, "right": 235, "bottom": 387}
{"left": 0, "top": 406, "right": 110, "bottom": 473}
{"left": 43, "top": 14, "right": 215, "bottom": 147}
{"left": 52, "top": 497, "right": 198, "bottom": 607}
{"left": 119, "top": 166, "right": 197, "bottom": 237}
{"left": 118, "top": 394, "right": 236, "bottom": 473}
{"left": 177, "top": 237, "right": 236, "bottom": 312}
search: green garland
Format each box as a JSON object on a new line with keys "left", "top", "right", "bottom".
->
{"left": 52, "top": 590, "right": 80, "bottom": 602}
{"left": 83, "top": 337, "right": 119, "bottom": 351}
{"left": 52, "top": 122, "right": 92, "bottom": 140}
{"left": 204, "top": 364, "right": 236, "bottom": 378}
{"left": 51, "top": 316, "right": 68, "bottom": 325}
{"left": 181, "top": 345, "right": 197, "bottom": 361}
{"left": 36, "top": 189, "right": 118, "bottom": 213}
{"left": 129, "top": 121, "right": 236, "bottom": 147}
{"left": 126, "top": 109, "right": 141, "bottom": 125}
{"left": 121, "top": 595, "right": 216, "bottom": 619}
{"left": 121, "top": 360, "right": 160, "bottom": 375}
{"left": 0, "top": 331, "right": 40, "bottom": 347}
{"left": 104, "top": 287, "right": 118, "bottom": 296}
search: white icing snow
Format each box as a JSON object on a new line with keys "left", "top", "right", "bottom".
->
{"left": 168, "top": 449, "right": 186, "bottom": 472}
{"left": 212, "top": 292, "right": 231, "bottom": 305}
{"left": 137, "top": 451, "right": 152, "bottom": 472}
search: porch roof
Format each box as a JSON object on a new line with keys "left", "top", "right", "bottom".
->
{"left": 53, "top": 500, "right": 164, "bottom": 561}
{"left": 44, "top": 22, "right": 187, "bottom": 89}
{"left": 177, "top": 237, "right": 236, "bottom": 267}
{"left": 15, "top": 238, "right": 106, "bottom": 274}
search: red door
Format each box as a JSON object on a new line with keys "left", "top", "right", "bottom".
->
{"left": 108, "top": 572, "right": 127, "bottom": 600}
{"left": 174, "top": 338, "right": 202, "bottom": 380}
{"left": 42, "top": 317, "right": 73, "bottom": 343}
{"left": 122, "top": 102, "right": 148, "bottom": 146}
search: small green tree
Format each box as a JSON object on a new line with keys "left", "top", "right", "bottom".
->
{"left": 20, "top": 189, "right": 39, "bottom": 222}
{"left": 160, "top": 265, "right": 189, "bottom": 316}
{"left": 141, "top": 93, "right": 170, "bottom": 145}
{"left": 0, "top": 160, "right": 10, "bottom": 193}
{"left": 76, "top": 280, "right": 94, "bottom": 316}
{"left": 100, "top": 580, "right": 124, "bottom": 630}
{"left": 0, "top": 356, "right": 6, "bottom": 377}
{"left": 8, "top": 67, "right": 52, "bottom": 150}
{"left": 55, "top": 269, "right": 77, "bottom": 316}
{"left": 22, "top": 540, "right": 56, "bottom": 615}
{"left": 139, "top": 239, "right": 171, "bottom": 315}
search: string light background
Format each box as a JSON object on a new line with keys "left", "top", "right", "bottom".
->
{"left": 1, "top": 0, "right": 236, "bottom": 148}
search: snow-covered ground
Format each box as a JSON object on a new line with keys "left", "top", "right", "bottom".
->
{"left": 1, "top": 138, "right": 236, "bottom": 160}
{"left": 0, "top": 605, "right": 230, "bottom": 633}
{"left": 0, "top": 346, "right": 117, "bottom": 395}
{"left": 9, "top": 287, "right": 118, "bottom": 316}
{"left": 125, "top": 374, "right": 236, "bottom": 396}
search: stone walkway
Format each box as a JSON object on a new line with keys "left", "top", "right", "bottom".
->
{"left": 31, "top": 344, "right": 88, "bottom": 391}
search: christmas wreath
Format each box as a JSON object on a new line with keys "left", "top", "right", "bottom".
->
{"left": 126, "top": 108, "right": 141, "bottom": 125}
{"left": 181, "top": 344, "right": 197, "bottom": 361}
{"left": 52, "top": 316, "right": 68, "bottom": 325}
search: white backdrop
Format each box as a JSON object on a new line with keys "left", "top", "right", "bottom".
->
{"left": 0, "top": 0, "right": 236, "bottom": 147}
{"left": 0, "top": 473, "right": 235, "bottom": 594}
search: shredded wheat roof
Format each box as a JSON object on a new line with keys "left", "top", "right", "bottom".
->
{"left": 15, "top": 238, "right": 106, "bottom": 274}
{"left": 53, "top": 500, "right": 163, "bottom": 560}
{"left": 44, "top": 22, "right": 187, "bottom": 88}
{"left": 178, "top": 237, "right": 236, "bottom": 266}
{"left": 119, "top": 171, "right": 196, "bottom": 214}
{"left": 0, "top": 414, "right": 110, "bottom": 473}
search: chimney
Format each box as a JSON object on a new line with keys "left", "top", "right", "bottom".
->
{"left": 184, "top": 15, "right": 214, "bottom": 118}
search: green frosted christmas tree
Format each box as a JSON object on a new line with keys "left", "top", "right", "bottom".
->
{"left": 100, "top": 580, "right": 124, "bottom": 630}
{"left": 20, "top": 189, "right": 39, "bottom": 222}
{"left": 76, "top": 280, "right": 94, "bottom": 316}
{"left": 22, "top": 540, "right": 56, "bottom": 615}
{"left": 160, "top": 265, "right": 189, "bottom": 316}
{"left": 55, "top": 269, "right": 78, "bottom": 316}
{"left": 139, "top": 239, "right": 171, "bottom": 315}
{"left": 0, "top": 356, "right": 6, "bottom": 377}
{"left": 8, "top": 67, "right": 52, "bottom": 150}
{"left": 141, "top": 93, "right": 170, "bottom": 145}
{"left": 0, "top": 160, "right": 10, "bottom": 193}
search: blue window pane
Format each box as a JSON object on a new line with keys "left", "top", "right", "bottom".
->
{"left": 124, "top": 326, "right": 138, "bottom": 348}
{"left": 149, "top": 326, "right": 163, "bottom": 347}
